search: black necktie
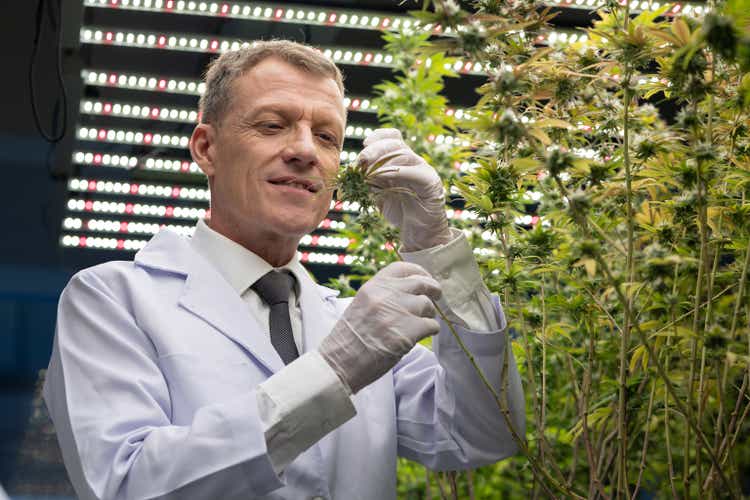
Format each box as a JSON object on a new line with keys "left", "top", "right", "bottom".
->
{"left": 251, "top": 270, "right": 299, "bottom": 365}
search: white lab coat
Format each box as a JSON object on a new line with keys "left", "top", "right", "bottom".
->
{"left": 44, "top": 229, "right": 525, "bottom": 500}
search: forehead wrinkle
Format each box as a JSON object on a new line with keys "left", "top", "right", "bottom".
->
{"left": 226, "top": 61, "right": 346, "bottom": 132}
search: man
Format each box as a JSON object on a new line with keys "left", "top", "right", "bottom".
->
{"left": 44, "top": 40, "right": 525, "bottom": 499}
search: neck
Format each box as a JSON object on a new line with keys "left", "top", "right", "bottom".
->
{"left": 206, "top": 217, "right": 299, "bottom": 267}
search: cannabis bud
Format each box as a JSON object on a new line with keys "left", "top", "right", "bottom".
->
{"left": 702, "top": 14, "right": 739, "bottom": 62}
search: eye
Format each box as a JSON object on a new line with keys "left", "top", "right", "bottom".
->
{"left": 259, "top": 122, "right": 283, "bottom": 132}
{"left": 317, "top": 132, "right": 338, "bottom": 145}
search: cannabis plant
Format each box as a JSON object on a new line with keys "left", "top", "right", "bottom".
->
{"left": 331, "top": 0, "right": 750, "bottom": 497}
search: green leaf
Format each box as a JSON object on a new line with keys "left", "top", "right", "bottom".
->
{"left": 534, "top": 118, "right": 574, "bottom": 129}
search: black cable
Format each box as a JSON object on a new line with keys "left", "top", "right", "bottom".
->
{"left": 29, "top": 0, "right": 68, "bottom": 143}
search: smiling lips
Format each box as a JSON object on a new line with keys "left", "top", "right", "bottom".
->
{"left": 267, "top": 175, "right": 323, "bottom": 194}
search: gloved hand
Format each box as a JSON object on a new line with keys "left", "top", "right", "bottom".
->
{"left": 358, "top": 128, "right": 452, "bottom": 252}
{"left": 319, "top": 261, "right": 442, "bottom": 394}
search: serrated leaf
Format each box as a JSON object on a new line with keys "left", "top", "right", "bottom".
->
{"left": 630, "top": 344, "right": 647, "bottom": 373}
{"left": 528, "top": 127, "right": 552, "bottom": 146}
{"left": 534, "top": 118, "right": 574, "bottom": 129}
{"left": 671, "top": 18, "right": 691, "bottom": 45}
{"left": 511, "top": 156, "right": 543, "bottom": 171}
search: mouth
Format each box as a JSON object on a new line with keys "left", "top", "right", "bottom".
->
{"left": 267, "top": 176, "right": 322, "bottom": 194}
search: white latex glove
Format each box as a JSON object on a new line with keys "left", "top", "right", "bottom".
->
{"left": 358, "top": 128, "right": 452, "bottom": 252}
{"left": 319, "top": 261, "right": 442, "bottom": 394}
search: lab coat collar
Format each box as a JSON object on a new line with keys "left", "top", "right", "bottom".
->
{"left": 134, "top": 229, "right": 340, "bottom": 373}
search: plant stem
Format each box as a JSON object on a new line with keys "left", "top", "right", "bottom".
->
{"left": 393, "top": 251, "right": 584, "bottom": 499}
{"left": 540, "top": 284, "right": 548, "bottom": 470}
{"left": 629, "top": 381, "right": 656, "bottom": 500}
{"left": 617, "top": 62, "right": 635, "bottom": 499}
{"left": 592, "top": 252, "right": 737, "bottom": 497}
{"left": 686, "top": 98, "right": 707, "bottom": 498}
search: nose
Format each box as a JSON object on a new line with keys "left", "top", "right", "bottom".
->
{"left": 281, "top": 125, "right": 319, "bottom": 169}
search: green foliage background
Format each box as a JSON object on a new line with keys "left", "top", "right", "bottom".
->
{"left": 329, "top": 0, "right": 750, "bottom": 497}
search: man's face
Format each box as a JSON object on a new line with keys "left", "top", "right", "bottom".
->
{"left": 195, "top": 58, "right": 345, "bottom": 251}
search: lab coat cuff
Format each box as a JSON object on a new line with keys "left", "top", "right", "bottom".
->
{"left": 437, "top": 296, "right": 508, "bottom": 357}
{"left": 257, "top": 351, "right": 356, "bottom": 473}
{"left": 401, "top": 228, "right": 497, "bottom": 331}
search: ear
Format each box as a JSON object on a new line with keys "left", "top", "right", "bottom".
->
{"left": 189, "top": 123, "right": 217, "bottom": 178}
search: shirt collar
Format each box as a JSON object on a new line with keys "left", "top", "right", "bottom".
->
{"left": 190, "top": 219, "right": 303, "bottom": 299}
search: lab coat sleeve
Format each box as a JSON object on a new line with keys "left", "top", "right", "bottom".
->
{"left": 394, "top": 231, "right": 526, "bottom": 470}
{"left": 44, "top": 268, "right": 288, "bottom": 500}
{"left": 400, "top": 228, "right": 499, "bottom": 332}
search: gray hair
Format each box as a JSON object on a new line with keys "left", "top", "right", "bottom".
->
{"left": 199, "top": 39, "right": 345, "bottom": 125}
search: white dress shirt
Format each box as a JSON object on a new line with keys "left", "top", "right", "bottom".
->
{"left": 189, "top": 219, "right": 499, "bottom": 472}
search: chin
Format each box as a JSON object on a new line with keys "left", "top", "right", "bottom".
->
{"left": 272, "top": 215, "right": 322, "bottom": 240}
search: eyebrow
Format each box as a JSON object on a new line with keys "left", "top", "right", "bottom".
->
{"left": 252, "top": 102, "right": 344, "bottom": 133}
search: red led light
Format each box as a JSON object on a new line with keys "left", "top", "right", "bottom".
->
{"left": 274, "top": 8, "right": 283, "bottom": 19}
{"left": 301, "top": 252, "right": 309, "bottom": 262}
{"left": 381, "top": 18, "right": 391, "bottom": 28}
{"left": 463, "top": 61, "right": 473, "bottom": 72}
{"left": 328, "top": 13, "right": 337, "bottom": 23}
{"left": 93, "top": 154, "right": 102, "bottom": 164}
{"left": 157, "top": 35, "right": 167, "bottom": 47}
{"left": 105, "top": 32, "right": 114, "bottom": 42}
{"left": 220, "top": 3, "right": 229, "bottom": 15}
{"left": 334, "top": 201, "right": 343, "bottom": 210}
{"left": 120, "top": 221, "right": 129, "bottom": 232}
{"left": 79, "top": 236, "right": 87, "bottom": 247}
{"left": 337, "top": 255, "right": 346, "bottom": 265}
{"left": 110, "top": 0, "right": 119, "bottom": 5}
{"left": 427, "top": 134, "right": 435, "bottom": 142}
{"left": 181, "top": 161, "right": 190, "bottom": 172}
{"left": 165, "top": 206, "right": 174, "bottom": 217}
{"left": 125, "top": 203, "right": 134, "bottom": 214}
{"left": 158, "top": 79, "right": 167, "bottom": 89}
{"left": 311, "top": 235, "right": 319, "bottom": 246}
{"left": 103, "top": 103, "right": 112, "bottom": 113}
{"left": 85, "top": 201, "right": 94, "bottom": 211}
{"left": 671, "top": 3, "right": 682, "bottom": 12}
{"left": 108, "top": 74, "right": 117, "bottom": 85}
{"left": 363, "top": 53, "right": 373, "bottom": 64}
{"left": 209, "top": 40, "right": 219, "bottom": 51}
{"left": 144, "top": 133, "right": 153, "bottom": 144}
{"left": 531, "top": 215, "right": 540, "bottom": 226}
{"left": 384, "top": 242, "right": 394, "bottom": 251}
{"left": 321, "top": 219, "right": 331, "bottom": 229}
{"left": 172, "top": 187, "right": 180, "bottom": 197}
{"left": 351, "top": 99, "right": 360, "bottom": 109}
{"left": 117, "top": 239, "right": 125, "bottom": 249}
{"left": 88, "top": 180, "right": 97, "bottom": 191}
{"left": 97, "top": 129, "right": 106, "bottom": 140}
{"left": 165, "top": 0, "right": 174, "bottom": 9}
{"left": 130, "top": 185, "right": 139, "bottom": 194}
{"left": 150, "top": 108, "right": 160, "bottom": 118}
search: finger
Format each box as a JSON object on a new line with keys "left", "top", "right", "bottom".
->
{"left": 377, "top": 261, "right": 432, "bottom": 279}
{"left": 393, "top": 275, "right": 442, "bottom": 302}
{"left": 363, "top": 128, "right": 403, "bottom": 147}
{"left": 367, "top": 162, "right": 437, "bottom": 192}
{"left": 357, "top": 139, "right": 416, "bottom": 170}
{"left": 414, "top": 318, "right": 441, "bottom": 340}
{"left": 399, "top": 293, "right": 438, "bottom": 318}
